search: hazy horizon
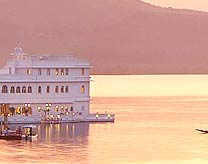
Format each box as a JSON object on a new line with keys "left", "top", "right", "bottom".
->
{"left": 91, "top": 75, "right": 208, "bottom": 97}
{"left": 143, "top": 0, "right": 208, "bottom": 11}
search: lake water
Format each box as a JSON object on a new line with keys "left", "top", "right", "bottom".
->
{"left": 1, "top": 75, "right": 208, "bottom": 164}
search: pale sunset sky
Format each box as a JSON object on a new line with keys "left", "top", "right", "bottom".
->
{"left": 143, "top": 0, "right": 208, "bottom": 11}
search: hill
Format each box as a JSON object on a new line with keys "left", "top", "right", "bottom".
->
{"left": 0, "top": 0, "right": 208, "bottom": 74}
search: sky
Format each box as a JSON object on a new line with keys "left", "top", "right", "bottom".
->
{"left": 143, "top": 0, "right": 208, "bottom": 12}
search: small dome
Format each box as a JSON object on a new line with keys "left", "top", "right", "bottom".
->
{"left": 14, "top": 46, "right": 23, "bottom": 55}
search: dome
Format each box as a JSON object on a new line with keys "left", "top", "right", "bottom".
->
{"left": 14, "top": 46, "right": 23, "bottom": 55}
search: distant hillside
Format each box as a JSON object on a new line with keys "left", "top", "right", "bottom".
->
{"left": 0, "top": 0, "right": 208, "bottom": 74}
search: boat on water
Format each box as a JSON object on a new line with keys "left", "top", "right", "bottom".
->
{"left": 196, "top": 129, "right": 208, "bottom": 134}
{"left": 0, "top": 125, "right": 38, "bottom": 141}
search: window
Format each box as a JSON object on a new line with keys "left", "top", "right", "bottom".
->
{"left": 38, "top": 86, "right": 41, "bottom": 93}
{"left": 82, "top": 106, "right": 85, "bottom": 111}
{"left": 47, "top": 69, "right": 50, "bottom": 75}
{"left": 81, "top": 85, "right": 85, "bottom": 93}
{"left": 27, "top": 69, "right": 31, "bottom": 75}
{"left": 55, "top": 86, "right": 59, "bottom": 93}
{"left": 10, "top": 86, "right": 15, "bottom": 93}
{"left": 61, "top": 106, "right": 64, "bottom": 112}
{"left": 65, "top": 68, "right": 69, "bottom": 75}
{"left": 82, "top": 68, "right": 85, "bottom": 75}
{"left": 28, "top": 86, "right": 32, "bottom": 93}
{"left": 2, "top": 85, "right": 8, "bottom": 93}
{"left": 16, "top": 86, "right": 21, "bottom": 93}
{"left": 55, "top": 68, "right": 59, "bottom": 75}
{"left": 55, "top": 106, "right": 59, "bottom": 112}
{"left": 38, "top": 69, "right": 41, "bottom": 75}
{"left": 61, "top": 69, "right": 64, "bottom": 75}
{"left": 22, "top": 86, "right": 27, "bottom": 93}
{"left": 28, "top": 106, "right": 32, "bottom": 115}
{"left": 65, "top": 86, "right": 69, "bottom": 93}
{"left": 16, "top": 107, "right": 21, "bottom": 114}
{"left": 37, "top": 106, "right": 42, "bottom": 112}
{"left": 61, "top": 86, "right": 64, "bottom": 93}
{"left": 46, "top": 86, "right": 50, "bottom": 93}
{"left": 70, "top": 106, "right": 74, "bottom": 112}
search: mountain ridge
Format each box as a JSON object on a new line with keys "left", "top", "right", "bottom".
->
{"left": 0, "top": 0, "right": 208, "bottom": 74}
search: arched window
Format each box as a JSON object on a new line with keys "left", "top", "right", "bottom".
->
{"left": 16, "top": 86, "right": 21, "bottom": 93}
{"left": 37, "top": 106, "right": 42, "bottom": 112}
{"left": 28, "top": 106, "right": 32, "bottom": 115}
{"left": 55, "top": 106, "right": 59, "bottom": 112}
{"left": 10, "top": 86, "right": 15, "bottom": 93}
{"left": 61, "top": 106, "right": 64, "bottom": 112}
{"left": 38, "top": 86, "right": 41, "bottom": 93}
{"left": 55, "top": 68, "right": 59, "bottom": 75}
{"left": 81, "top": 68, "right": 85, "bottom": 75}
{"left": 65, "top": 86, "right": 69, "bottom": 93}
{"left": 61, "top": 86, "right": 64, "bottom": 93}
{"left": 81, "top": 85, "right": 85, "bottom": 93}
{"left": 28, "top": 86, "right": 32, "bottom": 93}
{"left": 16, "top": 107, "right": 21, "bottom": 114}
{"left": 65, "top": 68, "right": 69, "bottom": 75}
{"left": 55, "top": 86, "right": 59, "bottom": 93}
{"left": 2, "top": 85, "right": 8, "bottom": 93}
{"left": 22, "top": 86, "right": 27, "bottom": 93}
{"left": 61, "top": 69, "right": 64, "bottom": 75}
{"left": 47, "top": 69, "right": 50, "bottom": 75}
{"left": 38, "top": 69, "right": 41, "bottom": 75}
{"left": 46, "top": 86, "right": 50, "bottom": 93}
{"left": 27, "top": 69, "right": 31, "bottom": 75}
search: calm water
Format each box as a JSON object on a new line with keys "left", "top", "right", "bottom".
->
{"left": 2, "top": 75, "right": 208, "bottom": 164}
{"left": 1, "top": 97, "right": 208, "bottom": 164}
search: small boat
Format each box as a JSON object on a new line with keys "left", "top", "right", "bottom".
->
{"left": 0, "top": 125, "right": 38, "bottom": 141}
{"left": 196, "top": 129, "right": 208, "bottom": 134}
{"left": 0, "top": 129, "right": 22, "bottom": 140}
{"left": 22, "top": 125, "right": 38, "bottom": 141}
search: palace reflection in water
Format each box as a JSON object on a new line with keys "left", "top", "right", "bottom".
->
{"left": 0, "top": 123, "right": 90, "bottom": 164}
{"left": 6, "top": 123, "right": 90, "bottom": 142}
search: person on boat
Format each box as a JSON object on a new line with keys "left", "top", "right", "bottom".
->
{"left": 29, "top": 128, "right": 32, "bottom": 136}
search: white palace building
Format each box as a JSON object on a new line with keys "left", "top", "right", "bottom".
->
{"left": 0, "top": 46, "right": 114, "bottom": 124}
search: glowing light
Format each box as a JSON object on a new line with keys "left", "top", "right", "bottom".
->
{"left": 37, "top": 106, "right": 41, "bottom": 112}
{"left": 96, "top": 114, "right": 99, "bottom": 118}
{"left": 107, "top": 114, "right": 111, "bottom": 118}
{"left": 55, "top": 106, "right": 59, "bottom": 112}
{"left": 27, "top": 69, "right": 31, "bottom": 75}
